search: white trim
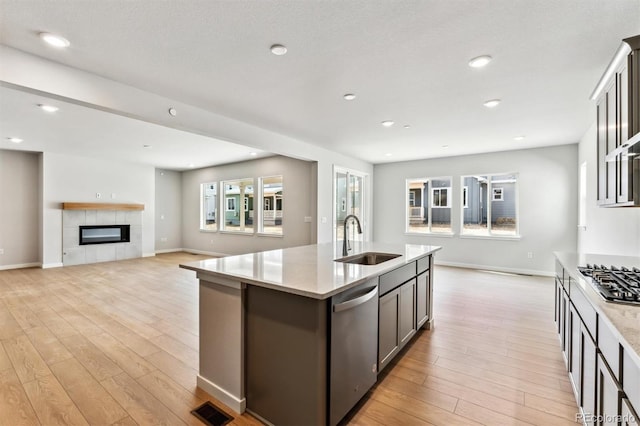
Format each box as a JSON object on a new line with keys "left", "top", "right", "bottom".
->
{"left": 434, "top": 260, "right": 554, "bottom": 277}
{"left": 431, "top": 187, "right": 451, "bottom": 208}
{"left": 226, "top": 197, "right": 236, "bottom": 211}
{"left": 492, "top": 187, "right": 504, "bottom": 201}
{"left": 154, "top": 248, "right": 184, "bottom": 254}
{"left": 197, "top": 375, "right": 246, "bottom": 414}
{"left": 183, "top": 248, "right": 230, "bottom": 257}
{"left": 42, "top": 262, "right": 63, "bottom": 269}
{"left": 0, "top": 262, "right": 42, "bottom": 270}
{"left": 459, "top": 234, "right": 521, "bottom": 241}
{"left": 404, "top": 232, "right": 455, "bottom": 238}
{"left": 142, "top": 252, "right": 156, "bottom": 258}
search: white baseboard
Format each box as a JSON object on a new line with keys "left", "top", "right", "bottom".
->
{"left": 142, "top": 252, "right": 156, "bottom": 258}
{"left": 154, "top": 248, "right": 184, "bottom": 254}
{"left": 0, "top": 262, "right": 42, "bottom": 271}
{"left": 434, "top": 260, "right": 554, "bottom": 277}
{"left": 42, "top": 262, "right": 63, "bottom": 269}
{"left": 197, "top": 375, "right": 245, "bottom": 414}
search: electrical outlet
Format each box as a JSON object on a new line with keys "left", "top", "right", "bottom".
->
{"left": 111, "top": 193, "right": 116, "bottom": 199}
{"left": 0, "top": 249, "right": 4, "bottom": 255}
{"left": 96, "top": 192, "right": 101, "bottom": 199}
{"left": 527, "top": 252, "right": 533, "bottom": 259}
{"left": 160, "top": 237, "right": 167, "bottom": 242}
{"left": 304, "top": 216, "right": 312, "bottom": 223}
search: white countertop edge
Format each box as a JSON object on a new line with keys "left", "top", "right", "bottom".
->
{"left": 181, "top": 243, "right": 442, "bottom": 300}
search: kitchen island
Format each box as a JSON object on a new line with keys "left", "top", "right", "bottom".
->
{"left": 180, "top": 242, "right": 441, "bottom": 425}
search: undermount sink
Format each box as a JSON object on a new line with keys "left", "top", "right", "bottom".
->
{"left": 335, "top": 252, "right": 401, "bottom": 266}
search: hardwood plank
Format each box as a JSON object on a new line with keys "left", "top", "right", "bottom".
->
{"left": 49, "top": 357, "right": 129, "bottom": 425}
{"left": 351, "top": 396, "right": 436, "bottom": 425}
{"left": 2, "top": 335, "right": 51, "bottom": 384}
{"left": 101, "top": 372, "right": 186, "bottom": 426}
{"left": 0, "top": 303, "right": 25, "bottom": 340}
{"left": 0, "top": 342, "right": 12, "bottom": 372}
{"left": 60, "top": 334, "right": 123, "bottom": 382}
{"left": 24, "top": 326, "right": 74, "bottom": 365}
{"left": 136, "top": 370, "right": 205, "bottom": 426}
{"left": 149, "top": 334, "right": 198, "bottom": 367}
{"left": 376, "top": 373, "right": 458, "bottom": 412}
{"left": 454, "top": 399, "right": 532, "bottom": 426}
{"left": 145, "top": 350, "right": 200, "bottom": 396}
{"left": 524, "top": 393, "right": 581, "bottom": 421}
{"left": 371, "top": 387, "right": 478, "bottom": 425}
{"left": 23, "top": 373, "right": 89, "bottom": 425}
{"left": 0, "top": 368, "right": 39, "bottom": 426}
{"left": 86, "top": 332, "right": 155, "bottom": 379}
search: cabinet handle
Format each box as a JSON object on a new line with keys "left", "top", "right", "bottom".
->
{"left": 333, "top": 287, "right": 378, "bottom": 312}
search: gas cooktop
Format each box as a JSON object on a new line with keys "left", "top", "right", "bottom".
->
{"left": 577, "top": 264, "right": 640, "bottom": 305}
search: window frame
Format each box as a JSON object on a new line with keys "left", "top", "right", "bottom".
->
{"left": 492, "top": 187, "right": 504, "bottom": 201}
{"left": 431, "top": 187, "right": 451, "bottom": 208}
{"left": 200, "top": 181, "right": 218, "bottom": 232}
{"left": 258, "top": 175, "right": 284, "bottom": 236}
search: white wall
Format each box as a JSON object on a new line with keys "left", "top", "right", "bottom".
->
{"left": 155, "top": 169, "right": 183, "bottom": 252}
{"left": 41, "top": 152, "right": 155, "bottom": 267}
{"left": 577, "top": 122, "right": 640, "bottom": 256}
{"left": 182, "top": 155, "right": 315, "bottom": 255}
{"left": 0, "top": 150, "right": 40, "bottom": 268}
{"left": 373, "top": 144, "right": 579, "bottom": 275}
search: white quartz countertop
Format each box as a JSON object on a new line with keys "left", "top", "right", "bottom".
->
{"left": 554, "top": 251, "right": 640, "bottom": 366}
{"left": 181, "top": 242, "right": 441, "bottom": 299}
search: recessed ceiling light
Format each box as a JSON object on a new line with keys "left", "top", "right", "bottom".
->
{"left": 168, "top": 107, "right": 177, "bottom": 116}
{"left": 385, "top": 153, "right": 393, "bottom": 157}
{"left": 188, "top": 164, "right": 195, "bottom": 168}
{"left": 483, "top": 99, "right": 501, "bottom": 108}
{"left": 250, "top": 152, "right": 257, "bottom": 156}
{"left": 403, "top": 124, "right": 411, "bottom": 129}
{"left": 39, "top": 32, "right": 70, "bottom": 48}
{"left": 442, "top": 145, "right": 449, "bottom": 148}
{"left": 8, "top": 137, "right": 23, "bottom": 143}
{"left": 270, "top": 44, "right": 287, "bottom": 55}
{"left": 38, "top": 104, "right": 59, "bottom": 113}
{"left": 513, "top": 135, "right": 526, "bottom": 141}
{"left": 343, "top": 93, "right": 356, "bottom": 101}
{"left": 381, "top": 120, "right": 395, "bottom": 127}
{"left": 143, "top": 144, "right": 152, "bottom": 148}
{"left": 468, "top": 55, "right": 492, "bottom": 68}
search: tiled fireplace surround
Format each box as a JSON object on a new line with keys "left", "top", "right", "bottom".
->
{"left": 62, "top": 208, "right": 143, "bottom": 266}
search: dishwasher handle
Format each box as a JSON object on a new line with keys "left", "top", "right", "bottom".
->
{"left": 333, "top": 286, "right": 378, "bottom": 313}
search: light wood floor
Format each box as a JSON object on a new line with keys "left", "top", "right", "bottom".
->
{"left": 0, "top": 253, "right": 578, "bottom": 425}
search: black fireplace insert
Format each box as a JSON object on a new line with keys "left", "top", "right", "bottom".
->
{"left": 79, "top": 225, "right": 131, "bottom": 245}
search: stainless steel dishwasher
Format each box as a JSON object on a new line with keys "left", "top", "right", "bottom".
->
{"left": 330, "top": 278, "right": 378, "bottom": 426}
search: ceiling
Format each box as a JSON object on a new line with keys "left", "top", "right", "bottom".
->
{"left": 0, "top": 0, "right": 639, "bottom": 167}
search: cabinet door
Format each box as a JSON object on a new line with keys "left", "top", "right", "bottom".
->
{"left": 561, "top": 289, "right": 570, "bottom": 368}
{"left": 378, "top": 288, "right": 400, "bottom": 371}
{"left": 569, "top": 304, "right": 581, "bottom": 396}
{"left": 597, "top": 97, "right": 608, "bottom": 204}
{"left": 621, "top": 398, "right": 639, "bottom": 426}
{"left": 416, "top": 271, "right": 429, "bottom": 329}
{"left": 582, "top": 324, "right": 597, "bottom": 426}
{"left": 399, "top": 278, "right": 416, "bottom": 348}
{"left": 606, "top": 85, "right": 618, "bottom": 205}
{"left": 617, "top": 64, "right": 630, "bottom": 203}
{"left": 597, "top": 353, "right": 622, "bottom": 425}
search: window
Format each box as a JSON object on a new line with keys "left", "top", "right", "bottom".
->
{"left": 461, "top": 173, "right": 518, "bottom": 237}
{"left": 432, "top": 187, "right": 450, "bottom": 207}
{"left": 334, "top": 167, "right": 366, "bottom": 243}
{"left": 200, "top": 182, "right": 217, "bottom": 231}
{"left": 221, "top": 178, "right": 254, "bottom": 233}
{"left": 492, "top": 188, "right": 503, "bottom": 201}
{"left": 406, "top": 177, "right": 452, "bottom": 234}
{"left": 260, "top": 175, "right": 283, "bottom": 235}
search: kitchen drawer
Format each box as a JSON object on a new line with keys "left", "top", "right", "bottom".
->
{"left": 417, "top": 256, "right": 430, "bottom": 275}
{"left": 569, "top": 278, "right": 597, "bottom": 339}
{"left": 623, "top": 350, "right": 640, "bottom": 416}
{"left": 379, "top": 262, "right": 416, "bottom": 296}
{"left": 598, "top": 316, "right": 621, "bottom": 381}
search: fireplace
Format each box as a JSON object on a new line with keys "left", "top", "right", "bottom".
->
{"left": 79, "top": 225, "right": 131, "bottom": 245}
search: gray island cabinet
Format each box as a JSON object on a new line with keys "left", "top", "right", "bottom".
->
{"left": 181, "top": 242, "right": 441, "bottom": 426}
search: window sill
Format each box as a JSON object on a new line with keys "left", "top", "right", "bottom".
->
{"left": 459, "top": 234, "right": 521, "bottom": 241}
{"left": 199, "top": 229, "right": 218, "bottom": 233}
{"left": 257, "top": 233, "right": 284, "bottom": 238}
{"left": 219, "top": 230, "right": 255, "bottom": 236}
{"left": 405, "top": 232, "right": 455, "bottom": 238}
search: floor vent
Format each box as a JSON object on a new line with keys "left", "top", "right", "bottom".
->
{"left": 191, "top": 401, "right": 233, "bottom": 426}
